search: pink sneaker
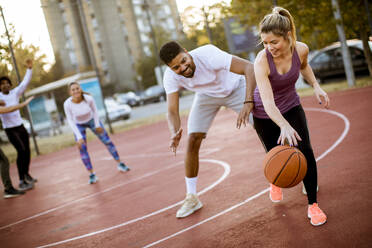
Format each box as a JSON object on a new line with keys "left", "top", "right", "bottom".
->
{"left": 308, "top": 203, "right": 327, "bottom": 226}
{"left": 269, "top": 184, "right": 283, "bottom": 202}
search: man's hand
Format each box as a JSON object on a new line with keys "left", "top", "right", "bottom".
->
{"left": 236, "top": 103, "right": 253, "bottom": 129}
{"left": 21, "top": 96, "right": 34, "bottom": 107}
{"left": 170, "top": 128, "right": 183, "bottom": 156}
{"left": 77, "top": 139, "right": 85, "bottom": 149}
{"left": 0, "top": 100, "right": 5, "bottom": 107}
{"left": 25, "top": 59, "right": 33, "bottom": 69}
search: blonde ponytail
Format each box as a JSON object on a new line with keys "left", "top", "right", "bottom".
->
{"left": 260, "top": 6, "right": 296, "bottom": 47}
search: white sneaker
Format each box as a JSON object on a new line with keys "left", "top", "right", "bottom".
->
{"left": 302, "top": 184, "right": 319, "bottom": 195}
{"left": 176, "top": 194, "right": 203, "bottom": 218}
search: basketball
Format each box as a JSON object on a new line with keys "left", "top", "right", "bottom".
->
{"left": 263, "top": 145, "right": 307, "bottom": 188}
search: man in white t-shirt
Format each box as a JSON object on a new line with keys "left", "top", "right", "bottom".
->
{"left": 0, "top": 59, "right": 35, "bottom": 191}
{"left": 159, "top": 41, "right": 256, "bottom": 218}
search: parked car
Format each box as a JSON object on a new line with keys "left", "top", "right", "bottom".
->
{"left": 114, "top": 91, "right": 140, "bottom": 107}
{"left": 139, "top": 85, "right": 166, "bottom": 105}
{"left": 22, "top": 118, "right": 51, "bottom": 137}
{"left": 309, "top": 40, "right": 372, "bottom": 83}
{"left": 104, "top": 98, "right": 131, "bottom": 121}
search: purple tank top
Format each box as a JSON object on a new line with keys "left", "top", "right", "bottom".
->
{"left": 253, "top": 48, "right": 301, "bottom": 119}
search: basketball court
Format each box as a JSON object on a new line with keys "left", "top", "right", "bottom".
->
{"left": 0, "top": 87, "right": 371, "bottom": 248}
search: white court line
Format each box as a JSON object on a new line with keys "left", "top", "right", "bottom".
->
{"left": 305, "top": 108, "right": 350, "bottom": 161}
{"left": 1, "top": 148, "right": 221, "bottom": 231}
{"left": 0, "top": 161, "right": 182, "bottom": 231}
{"left": 36, "top": 159, "right": 230, "bottom": 248}
{"left": 100, "top": 148, "right": 220, "bottom": 160}
{"left": 143, "top": 108, "right": 350, "bottom": 247}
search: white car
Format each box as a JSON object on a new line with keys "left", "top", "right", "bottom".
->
{"left": 114, "top": 91, "right": 140, "bottom": 107}
{"left": 104, "top": 98, "right": 131, "bottom": 121}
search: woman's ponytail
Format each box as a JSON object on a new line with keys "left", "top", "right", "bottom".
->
{"left": 272, "top": 7, "right": 296, "bottom": 44}
{"left": 260, "top": 6, "right": 297, "bottom": 47}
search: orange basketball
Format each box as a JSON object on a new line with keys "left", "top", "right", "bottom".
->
{"left": 263, "top": 145, "right": 307, "bottom": 188}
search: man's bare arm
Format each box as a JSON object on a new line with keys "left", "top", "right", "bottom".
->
{"left": 0, "top": 96, "right": 34, "bottom": 114}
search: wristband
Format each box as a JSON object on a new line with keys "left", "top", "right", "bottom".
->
{"left": 243, "top": 100, "right": 254, "bottom": 104}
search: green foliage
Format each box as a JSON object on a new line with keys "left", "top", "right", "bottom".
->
{"left": 136, "top": 55, "right": 157, "bottom": 90}
{"left": 230, "top": 0, "right": 371, "bottom": 50}
{"left": 0, "top": 24, "right": 53, "bottom": 90}
{"left": 180, "top": 2, "right": 230, "bottom": 51}
{"left": 135, "top": 25, "right": 198, "bottom": 90}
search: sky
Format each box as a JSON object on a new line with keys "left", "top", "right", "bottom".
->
{"left": 0, "top": 0, "right": 230, "bottom": 65}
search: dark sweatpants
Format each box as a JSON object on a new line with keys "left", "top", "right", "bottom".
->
{"left": 0, "top": 148, "right": 13, "bottom": 190}
{"left": 253, "top": 105, "right": 318, "bottom": 204}
{"left": 5, "top": 125, "right": 30, "bottom": 181}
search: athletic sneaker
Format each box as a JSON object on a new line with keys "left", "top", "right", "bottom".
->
{"left": 89, "top": 173, "right": 98, "bottom": 184}
{"left": 25, "top": 174, "right": 38, "bottom": 184}
{"left": 302, "top": 184, "right": 319, "bottom": 195}
{"left": 118, "top": 162, "right": 130, "bottom": 172}
{"left": 269, "top": 184, "right": 283, "bottom": 202}
{"left": 19, "top": 180, "right": 34, "bottom": 191}
{"left": 308, "top": 203, "right": 327, "bottom": 226}
{"left": 176, "top": 194, "right": 203, "bottom": 218}
{"left": 4, "top": 187, "right": 25, "bottom": 199}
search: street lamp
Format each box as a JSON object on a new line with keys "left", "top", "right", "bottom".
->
{"left": 202, "top": 4, "right": 213, "bottom": 44}
{"left": 76, "top": 0, "right": 113, "bottom": 134}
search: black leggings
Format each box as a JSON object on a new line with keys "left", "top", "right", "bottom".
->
{"left": 5, "top": 125, "right": 30, "bottom": 181}
{"left": 253, "top": 105, "right": 318, "bottom": 204}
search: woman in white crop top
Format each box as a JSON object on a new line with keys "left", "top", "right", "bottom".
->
{"left": 63, "top": 82, "right": 130, "bottom": 184}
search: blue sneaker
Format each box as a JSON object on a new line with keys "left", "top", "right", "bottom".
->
{"left": 118, "top": 162, "right": 130, "bottom": 172}
{"left": 89, "top": 173, "right": 98, "bottom": 184}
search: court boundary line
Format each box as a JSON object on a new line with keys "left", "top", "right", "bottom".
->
{"left": 0, "top": 162, "right": 182, "bottom": 231}
{"left": 36, "top": 159, "right": 231, "bottom": 248}
{"left": 143, "top": 108, "right": 350, "bottom": 247}
{"left": 0, "top": 148, "right": 219, "bottom": 231}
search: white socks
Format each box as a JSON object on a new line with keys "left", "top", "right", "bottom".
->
{"left": 185, "top": 177, "right": 197, "bottom": 195}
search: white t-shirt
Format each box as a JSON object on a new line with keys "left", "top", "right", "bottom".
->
{"left": 63, "top": 94, "right": 100, "bottom": 140}
{"left": 0, "top": 69, "right": 33, "bottom": 128}
{"left": 163, "top": 44, "right": 242, "bottom": 98}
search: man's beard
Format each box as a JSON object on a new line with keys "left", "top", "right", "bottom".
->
{"left": 182, "top": 65, "right": 195, "bottom": 78}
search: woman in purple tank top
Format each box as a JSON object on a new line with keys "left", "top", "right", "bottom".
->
{"left": 252, "top": 7, "right": 330, "bottom": 226}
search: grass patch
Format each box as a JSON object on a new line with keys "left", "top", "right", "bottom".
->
{"left": 2, "top": 76, "right": 371, "bottom": 163}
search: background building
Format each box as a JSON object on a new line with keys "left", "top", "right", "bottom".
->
{"left": 40, "top": 0, "right": 183, "bottom": 93}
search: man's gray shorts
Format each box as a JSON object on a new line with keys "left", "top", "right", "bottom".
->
{"left": 187, "top": 78, "right": 250, "bottom": 135}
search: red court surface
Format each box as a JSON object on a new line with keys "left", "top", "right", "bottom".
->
{"left": 0, "top": 87, "right": 371, "bottom": 248}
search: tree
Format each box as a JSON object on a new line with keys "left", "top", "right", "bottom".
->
{"left": 340, "top": 0, "right": 372, "bottom": 76}
{"left": 0, "top": 24, "right": 52, "bottom": 89}
{"left": 230, "top": 0, "right": 372, "bottom": 76}
{"left": 180, "top": 2, "right": 230, "bottom": 51}
{"left": 135, "top": 25, "right": 197, "bottom": 90}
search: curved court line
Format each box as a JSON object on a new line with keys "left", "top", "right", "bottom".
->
{"left": 36, "top": 159, "right": 230, "bottom": 248}
{"left": 31, "top": 148, "right": 220, "bottom": 168}
{"left": 101, "top": 148, "right": 221, "bottom": 160}
{"left": 305, "top": 108, "right": 350, "bottom": 161}
{"left": 143, "top": 108, "right": 350, "bottom": 247}
{"left": 0, "top": 161, "right": 183, "bottom": 231}
{"left": 1, "top": 149, "right": 221, "bottom": 231}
